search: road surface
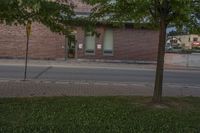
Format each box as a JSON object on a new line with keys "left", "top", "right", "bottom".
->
{"left": 0, "top": 65, "right": 199, "bottom": 86}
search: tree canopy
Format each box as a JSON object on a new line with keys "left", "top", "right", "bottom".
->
{"left": 84, "top": 0, "right": 200, "bottom": 33}
{"left": 0, "top": 0, "right": 76, "bottom": 34}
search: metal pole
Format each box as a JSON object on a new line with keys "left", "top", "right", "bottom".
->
{"left": 75, "top": 40, "right": 78, "bottom": 60}
{"left": 24, "top": 32, "right": 29, "bottom": 81}
{"left": 65, "top": 35, "right": 67, "bottom": 61}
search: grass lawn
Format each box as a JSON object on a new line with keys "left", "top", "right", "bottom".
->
{"left": 0, "top": 97, "right": 200, "bottom": 133}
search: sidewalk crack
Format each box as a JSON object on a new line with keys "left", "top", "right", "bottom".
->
{"left": 33, "top": 66, "right": 52, "bottom": 79}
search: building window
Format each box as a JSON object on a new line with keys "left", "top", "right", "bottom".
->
{"left": 85, "top": 32, "right": 96, "bottom": 54}
{"left": 103, "top": 29, "right": 113, "bottom": 55}
{"left": 193, "top": 37, "right": 198, "bottom": 42}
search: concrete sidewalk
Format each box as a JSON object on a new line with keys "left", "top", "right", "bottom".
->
{"left": 0, "top": 80, "right": 200, "bottom": 98}
{"left": 0, "top": 59, "right": 200, "bottom": 71}
{"left": 0, "top": 59, "right": 155, "bottom": 69}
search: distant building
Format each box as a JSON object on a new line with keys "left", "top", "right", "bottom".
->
{"left": 166, "top": 34, "right": 200, "bottom": 50}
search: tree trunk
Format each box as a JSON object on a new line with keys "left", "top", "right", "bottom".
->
{"left": 152, "top": 19, "right": 167, "bottom": 103}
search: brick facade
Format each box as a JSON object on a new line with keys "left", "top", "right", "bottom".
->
{"left": 0, "top": 24, "right": 159, "bottom": 61}
{"left": 0, "top": 23, "right": 65, "bottom": 60}
{"left": 76, "top": 26, "right": 159, "bottom": 61}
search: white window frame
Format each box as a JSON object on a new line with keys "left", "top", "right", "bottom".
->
{"left": 103, "top": 29, "right": 114, "bottom": 56}
{"left": 85, "top": 31, "right": 96, "bottom": 55}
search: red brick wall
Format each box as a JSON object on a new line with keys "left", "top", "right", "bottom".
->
{"left": 113, "top": 28, "right": 159, "bottom": 61}
{"left": 0, "top": 23, "right": 65, "bottom": 60}
{"left": 76, "top": 27, "right": 159, "bottom": 61}
{"left": 0, "top": 24, "right": 158, "bottom": 61}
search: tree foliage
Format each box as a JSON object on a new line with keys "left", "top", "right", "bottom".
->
{"left": 0, "top": 0, "right": 76, "bottom": 34}
{"left": 84, "top": 0, "right": 200, "bottom": 33}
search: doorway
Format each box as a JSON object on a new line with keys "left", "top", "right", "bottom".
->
{"left": 67, "top": 35, "right": 76, "bottom": 58}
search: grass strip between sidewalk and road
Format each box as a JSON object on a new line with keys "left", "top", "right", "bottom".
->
{"left": 0, "top": 96, "right": 200, "bottom": 133}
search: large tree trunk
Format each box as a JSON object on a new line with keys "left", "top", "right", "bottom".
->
{"left": 152, "top": 19, "right": 167, "bottom": 103}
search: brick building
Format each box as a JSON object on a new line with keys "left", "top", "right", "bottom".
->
{"left": 0, "top": 0, "right": 159, "bottom": 61}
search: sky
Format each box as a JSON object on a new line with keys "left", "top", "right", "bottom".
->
{"left": 167, "top": 27, "right": 176, "bottom": 33}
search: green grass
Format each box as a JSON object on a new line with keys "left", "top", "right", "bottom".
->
{"left": 0, "top": 97, "right": 200, "bottom": 133}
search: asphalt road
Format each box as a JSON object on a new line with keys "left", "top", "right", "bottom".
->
{"left": 0, "top": 65, "right": 200, "bottom": 86}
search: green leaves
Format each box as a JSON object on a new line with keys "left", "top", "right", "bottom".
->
{"left": 84, "top": 0, "right": 200, "bottom": 33}
{"left": 1, "top": 0, "right": 199, "bottom": 34}
{"left": 0, "top": 0, "right": 75, "bottom": 35}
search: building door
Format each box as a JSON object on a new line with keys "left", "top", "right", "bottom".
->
{"left": 68, "top": 35, "right": 76, "bottom": 58}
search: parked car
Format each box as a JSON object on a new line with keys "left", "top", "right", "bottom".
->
{"left": 192, "top": 41, "right": 200, "bottom": 49}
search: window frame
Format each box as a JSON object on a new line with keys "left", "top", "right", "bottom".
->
{"left": 103, "top": 28, "right": 114, "bottom": 56}
{"left": 84, "top": 31, "right": 96, "bottom": 55}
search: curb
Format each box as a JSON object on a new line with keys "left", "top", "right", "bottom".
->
{"left": 1, "top": 79, "right": 200, "bottom": 89}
